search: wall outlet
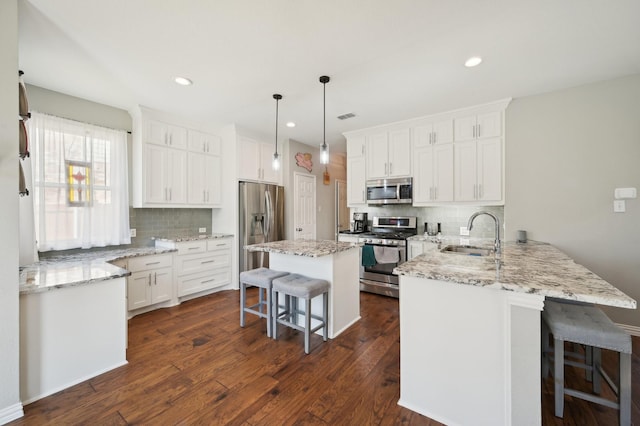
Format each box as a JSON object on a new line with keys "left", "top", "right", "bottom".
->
{"left": 459, "top": 226, "right": 470, "bottom": 236}
{"left": 460, "top": 238, "right": 470, "bottom": 246}
{"left": 130, "top": 228, "right": 136, "bottom": 237}
{"left": 613, "top": 200, "right": 626, "bottom": 213}
{"left": 199, "top": 227, "right": 207, "bottom": 233}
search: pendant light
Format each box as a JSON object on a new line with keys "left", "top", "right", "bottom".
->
{"left": 272, "top": 93, "right": 282, "bottom": 171}
{"left": 319, "top": 75, "right": 330, "bottom": 165}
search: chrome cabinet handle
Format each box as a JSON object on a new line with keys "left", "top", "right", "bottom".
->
{"left": 154, "top": 272, "right": 157, "bottom": 285}
{"left": 389, "top": 163, "right": 393, "bottom": 175}
{"left": 477, "top": 124, "right": 481, "bottom": 138}
{"left": 384, "top": 163, "right": 388, "bottom": 175}
{"left": 148, "top": 273, "right": 152, "bottom": 286}
{"left": 145, "top": 261, "right": 160, "bottom": 266}
{"left": 201, "top": 260, "right": 215, "bottom": 264}
{"left": 201, "top": 278, "right": 215, "bottom": 284}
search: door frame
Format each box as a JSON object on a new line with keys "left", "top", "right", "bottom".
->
{"left": 335, "top": 179, "right": 347, "bottom": 240}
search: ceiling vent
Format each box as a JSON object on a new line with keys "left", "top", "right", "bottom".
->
{"left": 337, "top": 112, "right": 356, "bottom": 120}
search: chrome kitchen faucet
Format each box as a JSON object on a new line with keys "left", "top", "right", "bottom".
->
{"left": 467, "top": 211, "right": 501, "bottom": 255}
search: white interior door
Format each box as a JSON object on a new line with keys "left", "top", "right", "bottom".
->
{"left": 293, "top": 172, "right": 316, "bottom": 240}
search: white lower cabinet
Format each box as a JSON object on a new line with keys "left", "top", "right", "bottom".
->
{"left": 408, "top": 241, "right": 426, "bottom": 260}
{"left": 126, "top": 254, "right": 173, "bottom": 311}
{"left": 171, "top": 238, "right": 232, "bottom": 297}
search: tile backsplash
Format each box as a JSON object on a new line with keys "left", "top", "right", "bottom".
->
{"left": 129, "top": 207, "right": 212, "bottom": 246}
{"left": 352, "top": 205, "right": 505, "bottom": 240}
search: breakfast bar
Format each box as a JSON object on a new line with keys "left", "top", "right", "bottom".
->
{"left": 244, "top": 240, "right": 360, "bottom": 338}
{"left": 394, "top": 239, "right": 636, "bottom": 426}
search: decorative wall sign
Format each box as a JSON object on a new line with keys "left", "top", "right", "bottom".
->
{"left": 66, "top": 160, "right": 92, "bottom": 206}
{"left": 295, "top": 152, "right": 313, "bottom": 172}
{"left": 323, "top": 167, "right": 330, "bottom": 185}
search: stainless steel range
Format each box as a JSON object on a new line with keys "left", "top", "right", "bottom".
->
{"left": 358, "top": 216, "right": 417, "bottom": 298}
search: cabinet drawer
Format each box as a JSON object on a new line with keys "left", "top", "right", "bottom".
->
{"left": 176, "top": 241, "right": 207, "bottom": 255}
{"left": 177, "top": 268, "right": 231, "bottom": 297}
{"left": 207, "top": 238, "right": 232, "bottom": 251}
{"left": 176, "top": 252, "right": 230, "bottom": 276}
{"left": 127, "top": 254, "right": 172, "bottom": 272}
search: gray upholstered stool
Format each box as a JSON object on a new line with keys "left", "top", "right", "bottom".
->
{"left": 271, "top": 273, "right": 329, "bottom": 354}
{"left": 239, "top": 267, "right": 289, "bottom": 337}
{"left": 542, "top": 300, "right": 631, "bottom": 425}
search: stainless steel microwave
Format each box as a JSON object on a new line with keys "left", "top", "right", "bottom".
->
{"left": 366, "top": 177, "right": 413, "bottom": 205}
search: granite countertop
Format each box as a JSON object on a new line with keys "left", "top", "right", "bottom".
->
{"left": 245, "top": 239, "right": 359, "bottom": 258}
{"left": 154, "top": 233, "right": 233, "bottom": 243}
{"left": 19, "top": 247, "right": 177, "bottom": 295}
{"left": 395, "top": 239, "right": 636, "bottom": 309}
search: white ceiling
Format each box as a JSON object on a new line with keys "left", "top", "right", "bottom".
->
{"left": 18, "top": 0, "right": 640, "bottom": 152}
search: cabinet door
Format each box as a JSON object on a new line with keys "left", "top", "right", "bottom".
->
{"left": 408, "top": 241, "right": 425, "bottom": 260}
{"left": 454, "top": 115, "right": 477, "bottom": 142}
{"left": 144, "top": 144, "right": 168, "bottom": 203}
{"left": 413, "top": 125, "right": 432, "bottom": 149}
{"left": 347, "top": 135, "right": 366, "bottom": 158}
{"left": 366, "top": 132, "right": 389, "bottom": 179}
{"left": 432, "top": 119, "right": 454, "bottom": 144}
{"left": 145, "top": 119, "right": 168, "bottom": 146}
{"left": 166, "top": 148, "right": 187, "bottom": 203}
{"left": 454, "top": 141, "right": 477, "bottom": 201}
{"left": 150, "top": 267, "right": 172, "bottom": 304}
{"left": 238, "top": 137, "right": 260, "bottom": 181}
{"left": 432, "top": 144, "right": 454, "bottom": 202}
{"left": 477, "top": 138, "right": 502, "bottom": 201}
{"left": 167, "top": 124, "right": 187, "bottom": 149}
{"left": 412, "top": 145, "right": 434, "bottom": 204}
{"left": 260, "top": 141, "right": 280, "bottom": 184}
{"left": 388, "top": 129, "right": 411, "bottom": 177}
{"left": 476, "top": 111, "right": 501, "bottom": 139}
{"left": 187, "top": 153, "right": 207, "bottom": 204}
{"left": 347, "top": 156, "right": 366, "bottom": 206}
{"left": 128, "top": 270, "right": 151, "bottom": 310}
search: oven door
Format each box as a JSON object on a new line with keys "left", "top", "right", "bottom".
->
{"left": 359, "top": 243, "right": 406, "bottom": 297}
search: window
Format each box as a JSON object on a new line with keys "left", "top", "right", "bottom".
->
{"left": 28, "top": 112, "right": 131, "bottom": 251}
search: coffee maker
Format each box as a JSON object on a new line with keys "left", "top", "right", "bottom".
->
{"left": 352, "top": 212, "right": 368, "bottom": 233}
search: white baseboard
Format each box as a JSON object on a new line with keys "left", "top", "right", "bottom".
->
{"left": 616, "top": 322, "right": 640, "bottom": 337}
{"left": 0, "top": 403, "right": 24, "bottom": 425}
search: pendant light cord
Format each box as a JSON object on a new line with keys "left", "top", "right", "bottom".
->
{"left": 275, "top": 97, "right": 279, "bottom": 153}
{"left": 323, "top": 80, "right": 326, "bottom": 147}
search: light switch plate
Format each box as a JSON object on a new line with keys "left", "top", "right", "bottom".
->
{"left": 130, "top": 228, "right": 136, "bottom": 237}
{"left": 614, "top": 200, "right": 626, "bottom": 213}
{"left": 459, "top": 226, "right": 470, "bottom": 236}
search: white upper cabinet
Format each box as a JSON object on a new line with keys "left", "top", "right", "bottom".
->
{"left": 454, "top": 111, "right": 501, "bottom": 142}
{"left": 366, "top": 129, "right": 411, "bottom": 179}
{"left": 346, "top": 136, "right": 367, "bottom": 206}
{"left": 131, "top": 107, "right": 223, "bottom": 207}
{"left": 412, "top": 121, "right": 454, "bottom": 205}
{"left": 145, "top": 119, "right": 188, "bottom": 149}
{"left": 188, "top": 129, "right": 221, "bottom": 155}
{"left": 143, "top": 145, "right": 187, "bottom": 204}
{"left": 237, "top": 136, "right": 281, "bottom": 184}
{"left": 454, "top": 138, "right": 502, "bottom": 203}
{"left": 343, "top": 98, "right": 510, "bottom": 207}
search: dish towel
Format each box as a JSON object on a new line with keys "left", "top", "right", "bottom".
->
{"left": 373, "top": 246, "right": 400, "bottom": 264}
{"left": 361, "top": 245, "right": 377, "bottom": 267}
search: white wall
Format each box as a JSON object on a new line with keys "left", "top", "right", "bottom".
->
{"left": 0, "top": 0, "right": 23, "bottom": 423}
{"left": 505, "top": 74, "right": 640, "bottom": 327}
{"left": 283, "top": 139, "right": 347, "bottom": 240}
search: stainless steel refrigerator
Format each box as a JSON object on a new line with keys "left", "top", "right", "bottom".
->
{"left": 239, "top": 181, "right": 285, "bottom": 274}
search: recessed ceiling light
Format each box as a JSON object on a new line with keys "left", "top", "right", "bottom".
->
{"left": 174, "top": 76, "right": 193, "bottom": 86}
{"left": 286, "top": 122, "right": 296, "bottom": 128}
{"left": 464, "top": 57, "right": 482, "bottom": 68}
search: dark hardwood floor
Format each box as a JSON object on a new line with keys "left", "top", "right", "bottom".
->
{"left": 10, "top": 289, "right": 640, "bottom": 425}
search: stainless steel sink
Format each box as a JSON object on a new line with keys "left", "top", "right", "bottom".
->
{"left": 440, "top": 245, "right": 494, "bottom": 257}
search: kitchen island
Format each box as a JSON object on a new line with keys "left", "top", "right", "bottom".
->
{"left": 244, "top": 240, "right": 360, "bottom": 338}
{"left": 394, "top": 239, "right": 636, "bottom": 426}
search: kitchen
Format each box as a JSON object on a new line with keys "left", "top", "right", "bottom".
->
{"left": 2, "top": 1, "right": 640, "bottom": 425}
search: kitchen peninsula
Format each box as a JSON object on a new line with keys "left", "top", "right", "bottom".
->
{"left": 244, "top": 240, "right": 360, "bottom": 338}
{"left": 394, "top": 239, "right": 636, "bottom": 426}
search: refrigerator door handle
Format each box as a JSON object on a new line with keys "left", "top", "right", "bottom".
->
{"left": 264, "top": 190, "right": 273, "bottom": 241}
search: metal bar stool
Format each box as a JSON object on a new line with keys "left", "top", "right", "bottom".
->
{"left": 542, "top": 300, "right": 632, "bottom": 425}
{"left": 239, "top": 267, "right": 289, "bottom": 337}
{"left": 271, "top": 273, "right": 329, "bottom": 354}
